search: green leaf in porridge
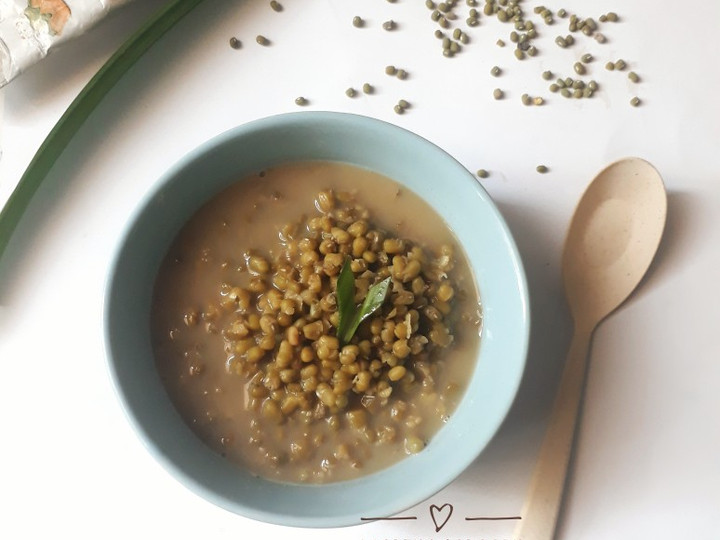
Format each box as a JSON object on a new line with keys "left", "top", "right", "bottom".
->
{"left": 336, "top": 258, "right": 390, "bottom": 345}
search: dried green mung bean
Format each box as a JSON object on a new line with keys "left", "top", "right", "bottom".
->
{"left": 606, "top": 12, "right": 619, "bottom": 22}
{"left": 256, "top": 35, "right": 270, "bottom": 46}
{"left": 582, "top": 87, "right": 593, "bottom": 98}
{"left": 229, "top": 37, "right": 241, "bottom": 49}
{"left": 542, "top": 70, "right": 553, "bottom": 80}
{"left": 442, "top": 37, "right": 451, "bottom": 49}
{"left": 398, "top": 99, "right": 410, "bottom": 109}
{"left": 385, "top": 65, "right": 397, "bottom": 75}
{"left": 561, "top": 88, "right": 571, "bottom": 98}
{"left": 599, "top": 14, "right": 607, "bottom": 22}
{"left": 434, "top": 29, "right": 444, "bottom": 38}
{"left": 426, "top": 0, "right": 435, "bottom": 7}
{"left": 294, "top": 97, "right": 308, "bottom": 106}
{"left": 510, "top": 31, "right": 519, "bottom": 43}
{"left": 393, "top": 104, "right": 405, "bottom": 115}
{"left": 574, "top": 62, "right": 586, "bottom": 75}
{"left": 605, "top": 61, "right": 615, "bottom": 71}
{"left": 352, "top": 16, "right": 364, "bottom": 28}
{"left": 533, "top": 96, "right": 544, "bottom": 105}
{"left": 565, "top": 77, "right": 573, "bottom": 86}
{"left": 467, "top": 16, "right": 479, "bottom": 26}
{"left": 345, "top": 87, "right": 357, "bottom": 98}
{"left": 549, "top": 83, "right": 559, "bottom": 92}
{"left": 556, "top": 78, "right": 566, "bottom": 88}
{"left": 521, "top": 93, "right": 531, "bottom": 105}
{"left": 382, "top": 20, "right": 396, "bottom": 31}
{"left": 270, "top": 1, "right": 282, "bottom": 12}
{"left": 514, "top": 48, "right": 525, "bottom": 60}
{"left": 628, "top": 71, "right": 640, "bottom": 83}
{"left": 431, "top": 9, "right": 441, "bottom": 21}
{"left": 536, "top": 165, "right": 548, "bottom": 173}
{"left": 558, "top": 8, "right": 567, "bottom": 17}
{"left": 497, "top": 39, "right": 506, "bottom": 47}
{"left": 527, "top": 46, "right": 537, "bottom": 57}
{"left": 476, "top": 169, "right": 489, "bottom": 178}
{"left": 594, "top": 33, "right": 606, "bottom": 43}
{"left": 438, "top": 16, "right": 450, "bottom": 28}
{"left": 572, "top": 79, "right": 584, "bottom": 89}
{"left": 362, "top": 83, "right": 374, "bottom": 94}
{"left": 588, "top": 80, "right": 598, "bottom": 91}
{"left": 630, "top": 96, "right": 641, "bottom": 107}
{"left": 555, "top": 36, "right": 567, "bottom": 48}
{"left": 565, "top": 34, "right": 574, "bottom": 45}
{"left": 581, "top": 53, "right": 593, "bottom": 63}
{"left": 614, "top": 59, "right": 626, "bottom": 70}
{"left": 453, "top": 28, "right": 462, "bottom": 39}
{"left": 573, "top": 88, "right": 582, "bottom": 98}
{"left": 450, "top": 41, "right": 460, "bottom": 53}
{"left": 491, "top": 65, "right": 502, "bottom": 77}
{"left": 396, "top": 69, "right": 408, "bottom": 80}
{"left": 438, "top": 1, "right": 449, "bottom": 12}
{"left": 459, "top": 32, "right": 470, "bottom": 44}
{"left": 493, "top": 88, "right": 504, "bottom": 99}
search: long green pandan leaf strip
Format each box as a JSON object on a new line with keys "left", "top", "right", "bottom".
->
{"left": 0, "top": 0, "right": 206, "bottom": 261}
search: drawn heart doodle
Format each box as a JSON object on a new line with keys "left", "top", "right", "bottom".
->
{"left": 429, "top": 503, "right": 453, "bottom": 532}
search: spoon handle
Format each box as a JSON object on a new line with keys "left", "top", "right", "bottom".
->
{"left": 515, "top": 326, "right": 593, "bottom": 540}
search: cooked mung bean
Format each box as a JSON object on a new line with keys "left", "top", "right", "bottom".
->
{"left": 152, "top": 162, "right": 481, "bottom": 484}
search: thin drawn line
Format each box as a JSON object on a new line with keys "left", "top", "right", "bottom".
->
{"left": 360, "top": 516, "right": 418, "bottom": 521}
{"left": 465, "top": 515, "right": 522, "bottom": 521}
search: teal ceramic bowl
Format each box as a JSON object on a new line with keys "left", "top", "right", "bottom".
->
{"left": 104, "top": 112, "right": 529, "bottom": 528}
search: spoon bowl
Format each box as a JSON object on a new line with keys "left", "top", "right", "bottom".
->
{"left": 516, "top": 157, "right": 667, "bottom": 540}
{"left": 563, "top": 158, "right": 667, "bottom": 328}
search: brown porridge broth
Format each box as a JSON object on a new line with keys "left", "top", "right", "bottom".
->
{"left": 151, "top": 161, "right": 481, "bottom": 483}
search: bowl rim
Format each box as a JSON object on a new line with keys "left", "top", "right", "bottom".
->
{"left": 103, "top": 111, "right": 530, "bottom": 528}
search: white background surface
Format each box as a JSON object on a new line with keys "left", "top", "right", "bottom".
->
{"left": 1, "top": 1, "right": 719, "bottom": 539}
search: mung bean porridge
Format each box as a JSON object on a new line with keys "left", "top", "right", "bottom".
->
{"left": 151, "top": 161, "right": 482, "bottom": 484}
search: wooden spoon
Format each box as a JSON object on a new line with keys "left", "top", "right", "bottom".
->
{"left": 515, "top": 158, "right": 667, "bottom": 540}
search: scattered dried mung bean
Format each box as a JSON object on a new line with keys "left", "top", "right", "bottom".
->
{"left": 256, "top": 35, "right": 270, "bottom": 46}
{"left": 588, "top": 80, "right": 598, "bottom": 91}
{"left": 294, "top": 97, "right": 308, "bottom": 106}
{"left": 628, "top": 71, "right": 640, "bottom": 83}
{"left": 605, "top": 61, "right": 615, "bottom": 71}
{"left": 614, "top": 59, "right": 626, "bottom": 70}
{"left": 229, "top": 37, "right": 241, "bottom": 49}
{"left": 345, "top": 87, "right": 357, "bottom": 98}
{"left": 561, "top": 87, "right": 571, "bottom": 98}
{"left": 497, "top": 39, "right": 506, "bottom": 47}
{"left": 542, "top": 70, "right": 553, "bottom": 80}
{"left": 434, "top": 29, "right": 444, "bottom": 38}
{"left": 514, "top": 48, "right": 525, "bottom": 60}
{"left": 581, "top": 53, "right": 593, "bottom": 63}
{"left": 385, "top": 65, "right": 397, "bottom": 75}
{"left": 362, "top": 83, "right": 374, "bottom": 94}
{"left": 630, "top": 96, "right": 641, "bottom": 107}
{"left": 527, "top": 45, "right": 537, "bottom": 57}
{"left": 533, "top": 96, "right": 544, "bottom": 105}
{"left": 555, "top": 36, "right": 567, "bottom": 48}
{"left": 574, "top": 62, "right": 586, "bottom": 75}
{"left": 558, "top": 8, "right": 567, "bottom": 17}
{"left": 383, "top": 20, "right": 397, "bottom": 31}
{"left": 491, "top": 65, "right": 502, "bottom": 77}
{"left": 493, "top": 88, "right": 504, "bottom": 99}
{"left": 606, "top": 12, "right": 619, "bottom": 22}
{"left": 426, "top": 0, "right": 435, "bottom": 8}
{"left": 536, "top": 165, "right": 548, "bottom": 173}
{"left": 396, "top": 69, "right": 408, "bottom": 80}
{"left": 521, "top": 93, "right": 531, "bottom": 105}
{"left": 270, "top": 0, "right": 282, "bottom": 12}
{"left": 398, "top": 99, "right": 410, "bottom": 109}
{"left": 549, "top": 83, "right": 559, "bottom": 92}
{"left": 594, "top": 33, "right": 606, "bottom": 43}
{"left": 476, "top": 169, "right": 489, "bottom": 178}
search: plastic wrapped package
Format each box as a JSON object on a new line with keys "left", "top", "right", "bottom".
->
{"left": 0, "top": 0, "right": 134, "bottom": 87}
